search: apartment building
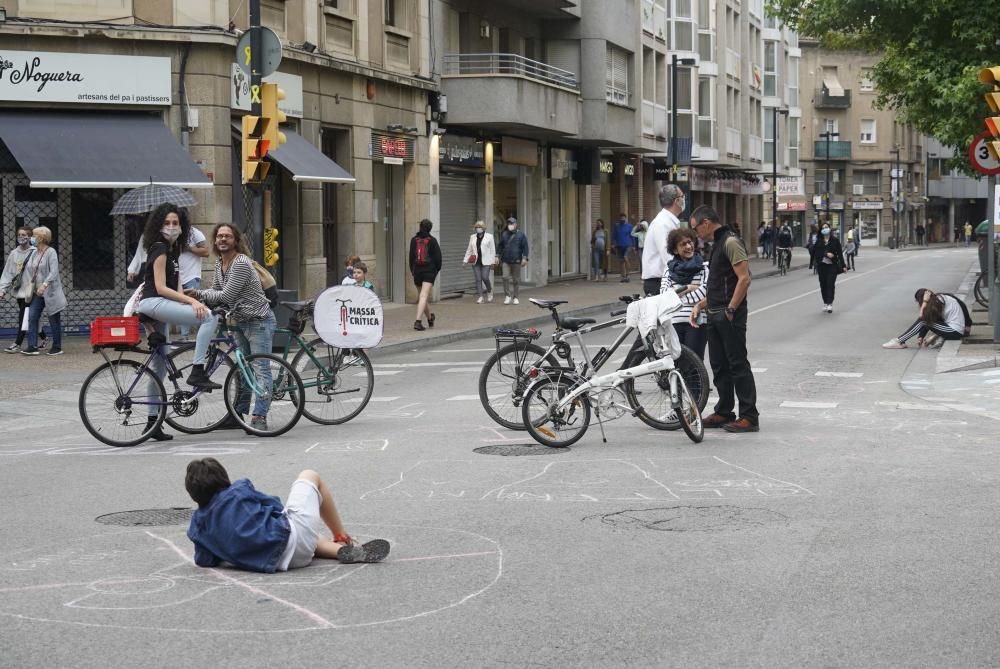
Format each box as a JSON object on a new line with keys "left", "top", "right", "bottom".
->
{"left": 926, "top": 138, "right": 988, "bottom": 243}
{"left": 0, "top": 0, "right": 433, "bottom": 335}
{"left": 798, "top": 39, "right": 925, "bottom": 246}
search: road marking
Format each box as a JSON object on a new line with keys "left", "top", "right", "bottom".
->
{"left": 446, "top": 394, "right": 484, "bottom": 401}
{"left": 427, "top": 348, "right": 498, "bottom": 353}
{"left": 815, "top": 371, "right": 863, "bottom": 378}
{"left": 442, "top": 368, "right": 480, "bottom": 373}
{"left": 362, "top": 370, "right": 401, "bottom": 376}
{"left": 780, "top": 401, "right": 838, "bottom": 409}
{"left": 750, "top": 367, "right": 767, "bottom": 373}
{"left": 345, "top": 396, "right": 400, "bottom": 403}
{"left": 374, "top": 362, "right": 482, "bottom": 368}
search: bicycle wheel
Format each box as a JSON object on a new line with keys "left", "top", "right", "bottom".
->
{"left": 292, "top": 339, "right": 374, "bottom": 425}
{"left": 164, "top": 344, "right": 234, "bottom": 434}
{"left": 224, "top": 353, "right": 304, "bottom": 437}
{"left": 521, "top": 373, "right": 591, "bottom": 448}
{"left": 974, "top": 273, "right": 989, "bottom": 308}
{"left": 674, "top": 372, "right": 703, "bottom": 443}
{"left": 625, "top": 344, "right": 710, "bottom": 430}
{"left": 79, "top": 359, "right": 165, "bottom": 447}
{"left": 479, "top": 342, "right": 561, "bottom": 430}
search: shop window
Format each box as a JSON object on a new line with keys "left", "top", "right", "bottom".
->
{"left": 71, "top": 190, "right": 115, "bottom": 290}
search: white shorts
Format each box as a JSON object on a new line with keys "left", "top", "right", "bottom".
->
{"left": 277, "top": 479, "right": 324, "bottom": 571}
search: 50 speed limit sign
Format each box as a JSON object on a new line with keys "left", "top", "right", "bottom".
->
{"left": 969, "top": 131, "right": 1000, "bottom": 175}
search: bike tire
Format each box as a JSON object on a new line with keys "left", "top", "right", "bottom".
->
{"left": 521, "top": 372, "right": 591, "bottom": 448}
{"left": 79, "top": 359, "right": 165, "bottom": 447}
{"left": 674, "top": 372, "right": 704, "bottom": 443}
{"left": 224, "top": 353, "right": 305, "bottom": 437}
{"left": 164, "top": 343, "right": 235, "bottom": 434}
{"left": 624, "top": 344, "right": 710, "bottom": 430}
{"left": 292, "top": 339, "right": 374, "bottom": 425}
{"left": 974, "top": 273, "right": 989, "bottom": 308}
{"left": 479, "top": 342, "right": 560, "bottom": 430}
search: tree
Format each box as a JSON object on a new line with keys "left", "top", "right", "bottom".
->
{"left": 768, "top": 0, "right": 1000, "bottom": 174}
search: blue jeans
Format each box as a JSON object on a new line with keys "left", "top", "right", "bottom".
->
{"left": 179, "top": 278, "right": 201, "bottom": 337}
{"left": 27, "top": 298, "right": 62, "bottom": 351}
{"left": 233, "top": 313, "right": 277, "bottom": 417}
{"left": 592, "top": 249, "right": 605, "bottom": 277}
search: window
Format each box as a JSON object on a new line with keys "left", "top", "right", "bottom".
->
{"left": 385, "top": 0, "right": 398, "bottom": 27}
{"left": 675, "top": 67, "right": 692, "bottom": 110}
{"left": 606, "top": 45, "right": 631, "bottom": 106}
{"left": 786, "top": 55, "right": 799, "bottom": 107}
{"left": 763, "top": 41, "right": 777, "bottom": 96}
{"left": 853, "top": 169, "right": 881, "bottom": 195}
{"left": 698, "top": 0, "right": 712, "bottom": 29}
{"left": 860, "top": 119, "right": 876, "bottom": 144}
{"left": 261, "top": 0, "right": 286, "bottom": 35}
{"left": 814, "top": 169, "right": 843, "bottom": 195}
{"left": 698, "top": 77, "right": 714, "bottom": 147}
{"left": 787, "top": 122, "right": 799, "bottom": 167}
{"left": 860, "top": 68, "right": 874, "bottom": 92}
{"left": 822, "top": 118, "right": 839, "bottom": 136}
{"left": 72, "top": 190, "right": 116, "bottom": 290}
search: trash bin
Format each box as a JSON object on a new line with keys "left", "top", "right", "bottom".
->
{"left": 888, "top": 237, "right": 897, "bottom": 249}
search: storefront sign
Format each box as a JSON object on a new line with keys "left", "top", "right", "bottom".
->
{"left": 230, "top": 65, "right": 303, "bottom": 117}
{"left": 370, "top": 132, "right": 415, "bottom": 163}
{"left": 777, "top": 202, "right": 807, "bottom": 211}
{"left": 314, "top": 285, "right": 384, "bottom": 349}
{"left": 0, "top": 50, "right": 171, "bottom": 105}
{"left": 549, "top": 148, "right": 577, "bottom": 179}
{"left": 500, "top": 136, "right": 538, "bottom": 166}
{"left": 776, "top": 176, "right": 804, "bottom": 196}
{"left": 851, "top": 201, "right": 884, "bottom": 210}
{"left": 440, "top": 136, "right": 484, "bottom": 168}
{"left": 623, "top": 162, "right": 636, "bottom": 176}
{"left": 599, "top": 159, "right": 614, "bottom": 175}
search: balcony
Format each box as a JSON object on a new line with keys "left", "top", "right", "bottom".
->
{"left": 641, "top": 0, "right": 667, "bottom": 41}
{"left": 814, "top": 88, "right": 852, "bottom": 109}
{"left": 442, "top": 53, "right": 581, "bottom": 137}
{"left": 813, "top": 140, "right": 852, "bottom": 160}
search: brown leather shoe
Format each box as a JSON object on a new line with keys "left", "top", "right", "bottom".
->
{"left": 702, "top": 413, "right": 734, "bottom": 429}
{"left": 722, "top": 418, "right": 759, "bottom": 433}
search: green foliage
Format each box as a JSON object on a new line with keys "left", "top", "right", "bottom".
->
{"left": 767, "top": 0, "right": 1000, "bottom": 174}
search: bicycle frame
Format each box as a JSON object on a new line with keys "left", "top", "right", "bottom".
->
{"left": 274, "top": 326, "right": 360, "bottom": 399}
{"left": 547, "top": 354, "right": 679, "bottom": 412}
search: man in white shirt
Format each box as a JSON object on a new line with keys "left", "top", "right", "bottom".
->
{"left": 641, "top": 184, "right": 685, "bottom": 296}
{"left": 127, "top": 226, "right": 209, "bottom": 338}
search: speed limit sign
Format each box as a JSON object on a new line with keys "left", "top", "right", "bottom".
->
{"left": 969, "top": 131, "right": 1000, "bottom": 175}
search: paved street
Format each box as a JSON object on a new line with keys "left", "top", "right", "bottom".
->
{"left": 1, "top": 247, "right": 999, "bottom": 667}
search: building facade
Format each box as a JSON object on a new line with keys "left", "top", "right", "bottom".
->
{"left": 925, "top": 137, "right": 988, "bottom": 243}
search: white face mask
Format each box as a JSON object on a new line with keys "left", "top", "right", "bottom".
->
{"left": 507, "top": 224, "right": 516, "bottom": 231}
{"left": 162, "top": 227, "right": 182, "bottom": 242}
{"left": 475, "top": 227, "right": 485, "bottom": 235}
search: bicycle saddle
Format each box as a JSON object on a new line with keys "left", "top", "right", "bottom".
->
{"left": 281, "top": 300, "right": 313, "bottom": 312}
{"left": 558, "top": 316, "right": 596, "bottom": 331}
{"left": 529, "top": 298, "right": 568, "bottom": 308}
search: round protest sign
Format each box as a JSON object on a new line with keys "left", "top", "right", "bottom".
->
{"left": 314, "top": 285, "right": 384, "bottom": 349}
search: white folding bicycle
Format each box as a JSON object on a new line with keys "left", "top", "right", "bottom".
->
{"left": 520, "top": 294, "right": 704, "bottom": 448}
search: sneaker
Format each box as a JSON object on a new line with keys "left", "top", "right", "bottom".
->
{"left": 826, "top": 305, "right": 833, "bottom": 313}
{"left": 702, "top": 413, "right": 735, "bottom": 429}
{"left": 337, "top": 539, "right": 390, "bottom": 564}
{"left": 512, "top": 298, "right": 519, "bottom": 305}
{"left": 45, "top": 348, "right": 64, "bottom": 356}
{"left": 723, "top": 418, "right": 759, "bottom": 433}
{"left": 504, "top": 296, "right": 512, "bottom": 305}
{"left": 881, "top": 338, "right": 907, "bottom": 349}
{"left": 249, "top": 416, "right": 267, "bottom": 432}
{"left": 487, "top": 292, "right": 494, "bottom": 303}
{"left": 3, "top": 344, "right": 20, "bottom": 354}
{"left": 476, "top": 296, "right": 484, "bottom": 304}
{"left": 20, "top": 348, "right": 40, "bottom": 356}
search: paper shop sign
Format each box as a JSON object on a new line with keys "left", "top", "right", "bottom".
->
{"left": 0, "top": 50, "right": 171, "bottom": 105}
{"left": 314, "top": 285, "right": 384, "bottom": 349}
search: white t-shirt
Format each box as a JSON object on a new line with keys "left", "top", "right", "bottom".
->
{"left": 641, "top": 208, "right": 680, "bottom": 280}
{"left": 940, "top": 295, "right": 965, "bottom": 333}
{"left": 178, "top": 227, "right": 207, "bottom": 285}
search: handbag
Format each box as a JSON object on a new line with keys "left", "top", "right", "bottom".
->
{"left": 467, "top": 254, "right": 477, "bottom": 264}
{"left": 24, "top": 248, "right": 47, "bottom": 305}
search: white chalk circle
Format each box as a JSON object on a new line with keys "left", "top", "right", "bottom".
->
{"left": 314, "top": 285, "right": 384, "bottom": 349}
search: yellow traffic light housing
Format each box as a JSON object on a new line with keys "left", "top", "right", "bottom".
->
{"left": 261, "top": 83, "right": 287, "bottom": 151}
{"left": 980, "top": 66, "right": 1000, "bottom": 161}
{"left": 263, "top": 226, "right": 280, "bottom": 267}
{"left": 242, "top": 114, "right": 271, "bottom": 184}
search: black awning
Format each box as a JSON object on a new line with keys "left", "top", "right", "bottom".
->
{"left": 267, "top": 130, "right": 355, "bottom": 183}
{"left": 0, "top": 111, "right": 211, "bottom": 189}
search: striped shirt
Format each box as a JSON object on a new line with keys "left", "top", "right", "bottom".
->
{"left": 660, "top": 263, "right": 708, "bottom": 325}
{"left": 200, "top": 254, "right": 271, "bottom": 322}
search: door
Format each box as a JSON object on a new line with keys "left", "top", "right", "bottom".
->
{"left": 439, "top": 173, "right": 479, "bottom": 294}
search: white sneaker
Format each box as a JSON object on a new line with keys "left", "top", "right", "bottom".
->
{"left": 504, "top": 296, "right": 511, "bottom": 305}
{"left": 826, "top": 304, "right": 833, "bottom": 313}
{"left": 476, "top": 296, "right": 484, "bottom": 304}
{"left": 882, "top": 338, "right": 907, "bottom": 349}
{"left": 512, "top": 298, "right": 520, "bottom": 305}
{"left": 822, "top": 305, "right": 829, "bottom": 312}
{"left": 487, "top": 292, "right": 494, "bottom": 303}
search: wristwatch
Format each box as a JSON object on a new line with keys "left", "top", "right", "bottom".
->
{"left": 725, "top": 306, "right": 736, "bottom": 316}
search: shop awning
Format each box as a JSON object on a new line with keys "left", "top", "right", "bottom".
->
{"left": 0, "top": 111, "right": 212, "bottom": 189}
{"left": 263, "top": 128, "right": 355, "bottom": 183}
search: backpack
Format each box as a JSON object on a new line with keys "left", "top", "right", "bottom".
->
{"left": 939, "top": 292, "right": 972, "bottom": 329}
{"left": 251, "top": 260, "right": 280, "bottom": 308}
{"left": 415, "top": 236, "right": 431, "bottom": 267}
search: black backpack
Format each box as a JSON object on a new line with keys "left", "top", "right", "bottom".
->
{"left": 939, "top": 292, "right": 972, "bottom": 329}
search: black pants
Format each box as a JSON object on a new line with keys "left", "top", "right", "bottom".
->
{"left": 14, "top": 297, "right": 46, "bottom": 347}
{"left": 674, "top": 321, "right": 707, "bottom": 360}
{"left": 642, "top": 277, "right": 661, "bottom": 297}
{"left": 817, "top": 263, "right": 838, "bottom": 305}
{"left": 705, "top": 307, "right": 758, "bottom": 423}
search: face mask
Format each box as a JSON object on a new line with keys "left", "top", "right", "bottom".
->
{"left": 821, "top": 228, "right": 831, "bottom": 236}
{"left": 475, "top": 228, "right": 484, "bottom": 235}
{"left": 16, "top": 236, "right": 29, "bottom": 246}
{"left": 29, "top": 238, "right": 37, "bottom": 247}
{"left": 507, "top": 224, "right": 516, "bottom": 231}
{"left": 162, "top": 227, "right": 182, "bottom": 242}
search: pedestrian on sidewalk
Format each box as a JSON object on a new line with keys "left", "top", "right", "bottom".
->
{"left": 409, "top": 219, "right": 441, "bottom": 330}
{"left": 0, "top": 225, "right": 48, "bottom": 353}
{"left": 916, "top": 223, "right": 926, "bottom": 246}
{"left": 661, "top": 227, "right": 708, "bottom": 359}
{"left": 184, "top": 458, "right": 390, "bottom": 572}
{"left": 807, "top": 224, "right": 819, "bottom": 271}
{"left": 590, "top": 219, "right": 608, "bottom": 281}
{"left": 642, "top": 184, "right": 684, "bottom": 296}
{"left": 811, "top": 223, "right": 846, "bottom": 313}
{"left": 21, "top": 226, "right": 66, "bottom": 356}
{"left": 612, "top": 213, "right": 634, "bottom": 282}
{"left": 688, "top": 204, "right": 759, "bottom": 433}
{"left": 463, "top": 220, "right": 495, "bottom": 304}
{"left": 498, "top": 217, "right": 529, "bottom": 305}
{"left": 631, "top": 219, "right": 648, "bottom": 275}
{"left": 882, "top": 289, "right": 971, "bottom": 349}
{"left": 964, "top": 221, "right": 973, "bottom": 247}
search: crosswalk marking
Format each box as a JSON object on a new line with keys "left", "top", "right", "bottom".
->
{"left": 360, "top": 370, "right": 401, "bottom": 376}
{"left": 751, "top": 367, "right": 767, "bottom": 373}
{"left": 815, "top": 371, "right": 863, "bottom": 378}
{"left": 447, "top": 394, "right": 502, "bottom": 401}
{"left": 344, "top": 396, "right": 400, "bottom": 404}
{"left": 442, "top": 368, "right": 479, "bottom": 373}
{"left": 780, "top": 401, "right": 838, "bottom": 409}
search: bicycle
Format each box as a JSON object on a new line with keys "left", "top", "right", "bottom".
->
{"left": 520, "top": 312, "right": 704, "bottom": 447}
{"left": 478, "top": 296, "right": 710, "bottom": 431}
{"left": 776, "top": 247, "right": 791, "bottom": 276}
{"left": 79, "top": 310, "right": 305, "bottom": 447}
{"left": 272, "top": 299, "right": 375, "bottom": 425}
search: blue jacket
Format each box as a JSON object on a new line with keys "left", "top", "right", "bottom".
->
{"left": 498, "top": 229, "right": 529, "bottom": 264}
{"left": 613, "top": 221, "right": 634, "bottom": 249}
{"left": 186, "top": 479, "right": 291, "bottom": 573}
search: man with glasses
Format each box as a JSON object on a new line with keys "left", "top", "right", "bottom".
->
{"left": 689, "top": 205, "right": 759, "bottom": 433}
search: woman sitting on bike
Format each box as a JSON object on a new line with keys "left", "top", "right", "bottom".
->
{"left": 134, "top": 204, "right": 216, "bottom": 440}
{"left": 186, "top": 224, "right": 276, "bottom": 431}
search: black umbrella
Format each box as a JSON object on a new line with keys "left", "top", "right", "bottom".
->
{"left": 110, "top": 183, "right": 197, "bottom": 215}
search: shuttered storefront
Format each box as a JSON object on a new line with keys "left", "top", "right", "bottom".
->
{"left": 438, "top": 173, "right": 479, "bottom": 294}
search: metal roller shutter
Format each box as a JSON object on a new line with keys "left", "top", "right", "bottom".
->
{"left": 439, "top": 173, "right": 479, "bottom": 294}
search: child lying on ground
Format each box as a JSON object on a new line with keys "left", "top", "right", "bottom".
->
{"left": 185, "top": 458, "right": 389, "bottom": 572}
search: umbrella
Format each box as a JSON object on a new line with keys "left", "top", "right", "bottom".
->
{"left": 110, "top": 183, "right": 197, "bottom": 216}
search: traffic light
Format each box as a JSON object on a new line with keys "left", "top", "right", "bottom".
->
{"left": 979, "top": 66, "right": 1000, "bottom": 161}
{"left": 263, "top": 226, "right": 280, "bottom": 267}
{"left": 242, "top": 114, "right": 271, "bottom": 184}
{"left": 261, "top": 83, "right": 287, "bottom": 152}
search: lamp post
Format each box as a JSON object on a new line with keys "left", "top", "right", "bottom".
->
{"left": 770, "top": 107, "right": 789, "bottom": 263}
{"left": 670, "top": 55, "right": 697, "bottom": 181}
{"left": 819, "top": 131, "right": 839, "bottom": 232}
{"left": 890, "top": 145, "right": 901, "bottom": 248}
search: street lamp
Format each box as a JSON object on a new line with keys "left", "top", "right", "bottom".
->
{"left": 770, "top": 107, "right": 789, "bottom": 263}
{"left": 890, "top": 145, "right": 901, "bottom": 248}
{"left": 670, "top": 55, "right": 697, "bottom": 180}
{"left": 819, "top": 131, "right": 839, "bottom": 233}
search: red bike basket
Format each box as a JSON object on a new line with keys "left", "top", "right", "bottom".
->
{"left": 90, "top": 316, "right": 141, "bottom": 347}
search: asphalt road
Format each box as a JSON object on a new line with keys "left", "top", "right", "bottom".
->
{"left": 1, "top": 247, "right": 997, "bottom": 668}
